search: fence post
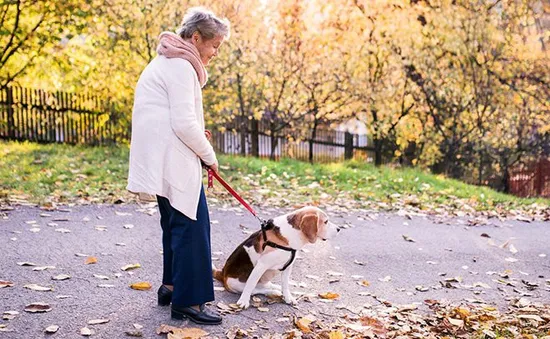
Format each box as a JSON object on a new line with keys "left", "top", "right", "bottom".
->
{"left": 344, "top": 132, "right": 353, "bottom": 160}
{"left": 6, "top": 86, "right": 15, "bottom": 139}
{"left": 536, "top": 160, "right": 542, "bottom": 196}
{"left": 250, "top": 118, "right": 259, "bottom": 157}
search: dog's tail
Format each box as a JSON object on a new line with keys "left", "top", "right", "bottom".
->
{"left": 211, "top": 263, "right": 224, "bottom": 282}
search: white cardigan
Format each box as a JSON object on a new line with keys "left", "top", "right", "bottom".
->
{"left": 127, "top": 56, "right": 217, "bottom": 220}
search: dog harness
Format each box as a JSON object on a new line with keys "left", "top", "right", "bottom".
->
{"left": 261, "top": 219, "right": 297, "bottom": 271}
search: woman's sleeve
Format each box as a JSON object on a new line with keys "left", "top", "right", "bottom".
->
{"left": 164, "top": 59, "right": 217, "bottom": 166}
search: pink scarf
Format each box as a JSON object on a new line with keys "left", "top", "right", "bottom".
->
{"left": 157, "top": 32, "right": 208, "bottom": 87}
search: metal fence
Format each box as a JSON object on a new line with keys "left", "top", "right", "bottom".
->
{"left": 0, "top": 86, "right": 374, "bottom": 163}
{"left": 210, "top": 117, "right": 374, "bottom": 163}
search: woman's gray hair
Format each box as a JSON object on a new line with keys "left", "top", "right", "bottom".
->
{"left": 177, "top": 7, "right": 230, "bottom": 41}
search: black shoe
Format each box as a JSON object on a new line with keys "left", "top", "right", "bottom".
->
{"left": 157, "top": 285, "right": 172, "bottom": 306}
{"left": 171, "top": 304, "right": 222, "bottom": 325}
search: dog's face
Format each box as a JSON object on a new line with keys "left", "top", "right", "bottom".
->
{"left": 287, "top": 206, "right": 339, "bottom": 243}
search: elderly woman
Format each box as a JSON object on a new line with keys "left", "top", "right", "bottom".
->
{"left": 127, "top": 7, "right": 230, "bottom": 325}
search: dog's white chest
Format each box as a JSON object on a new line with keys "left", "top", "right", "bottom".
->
{"left": 244, "top": 245, "right": 261, "bottom": 265}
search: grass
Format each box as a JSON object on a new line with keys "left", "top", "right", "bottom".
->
{"left": 1, "top": 140, "right": 548, "bottom": 215}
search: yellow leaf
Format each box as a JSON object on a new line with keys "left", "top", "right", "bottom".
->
{"left": 329, "top": 330, "right": 345, "bottom": 339}
{"left": 359, "top": 280, "right": 370, "bottom": 287}
{"left": 454, "top": 307, "right": 470, "bottom": 319}
{"left": 318, "top": 292, "right": 339, "bottom": 299}
{"left": 295, "top": 318, "right": 312, "bottom": 333}
{"left": 85, "top": 257, "right": 97, "bottom": 265}
{"left": 478, "top": 314, "right": 497, "bottom": 322}
{"left": 130, "top": 282, "right": 151, "bottom": 291}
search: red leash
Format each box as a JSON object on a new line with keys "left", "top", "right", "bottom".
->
{"left": 206, "top": 168, "right": 262, "bottom": 222}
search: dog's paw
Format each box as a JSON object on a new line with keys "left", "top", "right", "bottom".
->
{"left": 236, "top": 297, "right": 250, "bottom": 309}
{"left": 283, "top": 294, "right": 297, "bottom": 305}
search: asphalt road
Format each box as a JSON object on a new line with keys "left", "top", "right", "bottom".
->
{"left": 1, "top": 202, "right": 549, "bottom": 338}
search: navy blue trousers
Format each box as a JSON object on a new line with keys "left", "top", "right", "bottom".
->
{"left": 157, "top": 187, "right": 214, "bottom": 307}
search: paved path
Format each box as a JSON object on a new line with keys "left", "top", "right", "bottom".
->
{"left": 0, "top": 203, "right": 549, "bottom": 338}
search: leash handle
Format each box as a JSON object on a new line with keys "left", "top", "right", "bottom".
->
{"left": 206, "top": 167, "right": 261, "bottom": 220}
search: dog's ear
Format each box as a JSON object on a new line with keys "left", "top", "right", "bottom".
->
{"left": 300, "top": 213, "right": 318, "bottom": 243}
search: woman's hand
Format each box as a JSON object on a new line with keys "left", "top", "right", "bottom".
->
{"left": 209, "top": 161, "right": 219, "bottom": 173}
{"left": 205, "top": 130, "right": 212, "bottom": 141}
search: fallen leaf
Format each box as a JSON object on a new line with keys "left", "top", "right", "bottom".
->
{"left": 52, "top": 274, "right": 71, "bottom": 281}
{"left": 130, "top": 282, "right": 152, "bottom": 291}
{"left": 33, "top": 266, "right": 56, "bottom": 271}
{"left": 80, "top": 327, "right": 93, "bottom": 336}
{"left": 328, "top": 330, "right": 345, "bottom": 339}
{"left": 499, "top": 239, "right": 511, "bottom": 249}
{"left": 85, "top": 257, "right": 97, "bottom": 265}
{"left": 257, "top": 307, "right": 269, "bottom": 312}
{"left": 505, "top": 257, "right": 518, "bottom": 263}
{"left": 402, "top": 235, "right": 415, "bottom": 242}
{"left": 125, "top": 330, "right": 143, "bottom": 337}
{"left": 360, "top": 316, "right": 387, "bottom": 335}
{"left": 24, "top": 284, "right": 53, "bottom": 292}
{"left": 326, "top": 271, "right": 344, "bottom": 276}
{"left": 123, "top": 224, "right": 134, "bottom": 229}
{"left": 517, "top": 314, "right": 544, "bottom": 322}
{"left": 2, "top": 311, "right": 19, "bottom": 320}
{"left": 295, "top": 317, "right": 313, "bottom": 333}
{"left": 473, "top": 282, "right": 491, "bottom": 289}
{"left": 454, "top": 307, "right": 470, "bottom": 319}
{"left": 379, "top": 275, "right": 391, "bottom": 282}
{"left": 44, "top": 325, "right": 59, "bottom": 333}
{"left": 156, "top": 324, "right": 182, "bottom": 335}
{"left": 24, "top": 302, "right": 52, "bottom": 313}
{"left": 0, "top": 280, "right": 14, "bottom": 288}
{"left": 17, "top": 262, "right": 36, "bottom": 266}
{"left": 56, "top": 295, "right": 72, "bottom": 299}
{"left": 167, "top": 328, "right": 208, "bottom": 339}
{"left": 318, "top": 292, "right": 339, "bottom": 299}
{"left": 448, "top": 318, "right": 464, "bottom": 326}
{"left": 88, "top": 319, "right": 110, "bottom": 325}
{"left": 121, "top": 263, "right": 141, "bottom": 271}
{"left": 482, "top": 329, "right": 497, "bottom": 338}
{"left": 55, "top": 228, "right": 71, "bottom": 233}
{"left": 509, "top": 244, "right": 518, "bottom": 254}
{"left": 93, "top": 274, "right": 109, "bottom": 280}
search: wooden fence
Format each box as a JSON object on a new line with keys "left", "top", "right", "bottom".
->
{"left": 508, "top": 159, "right": 550, "bottom": 198}
{"left": 0, "top": 86, "right": 121, "bottom": 145}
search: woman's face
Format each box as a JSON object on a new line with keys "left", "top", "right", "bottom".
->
{"left": 193, "top": 33, "right": 225, "bottom": 66}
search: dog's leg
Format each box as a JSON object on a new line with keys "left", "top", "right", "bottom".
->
{"left": 236, "top": 262, "right": 269, "bottom": 309}
{"left": 281, "top": 265, "right": 297, "bottom": 305}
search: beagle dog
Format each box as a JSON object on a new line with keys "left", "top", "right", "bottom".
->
{"left": 213, "top": 206, "right": 340, "bottom": 308}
